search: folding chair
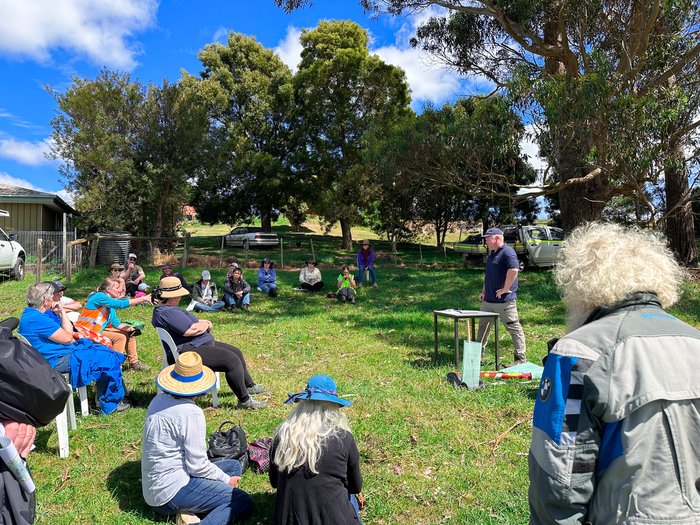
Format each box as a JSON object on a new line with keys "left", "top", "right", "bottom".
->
{"left": 16, "top": 333, "right": 88, "bottom": 458}
{"left": 155, "top": 327, "right": 220, "bottom": 407}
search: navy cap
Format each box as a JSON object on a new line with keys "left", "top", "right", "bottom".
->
{"left": 482, "top": 228, "right": 504, "bottom": 237}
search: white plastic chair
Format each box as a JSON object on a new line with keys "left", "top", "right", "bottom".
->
{"left": 156, "top": 327, "right": 220, "bottom": 407}
{"left": 16, "top": 333, "right": 88, "bottom": 458}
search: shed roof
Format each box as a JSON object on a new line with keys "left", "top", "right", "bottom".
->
{"left": 0, "top": 185, "right": 77, "bottom": 215}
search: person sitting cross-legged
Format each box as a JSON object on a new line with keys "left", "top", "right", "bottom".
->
{"left": 151, "top": 277, "right": 268, "bottom": 409}
{"left": 19, "top": 283, "right": 129, "bottom": 414}
{"left": 191, "top": 270, "right": 225, "bottom": 312}
{"left": 224, "top": 267, "right": 251, "bottom": 311}
{"left": 142, "top": 351, "right": 255, "bottom": 525}
{"left": 297, "top": 260, "right": 324, "bottom": 292}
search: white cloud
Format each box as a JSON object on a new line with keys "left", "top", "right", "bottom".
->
{"left": 0, "top": 137, "right": 56, "bottom": 167}
{"left": 0, "top": 172, "right": 74, "bottom": 204}
{"left": 0, "top": 0, "right": 159, "bottom": 70}
{"left": 520, "top": 124, "right": 548, "bottom": 176}
{"left": 213, "top": 26, "right": 230, "bottom": 44}
{"left": 275, "top": 26, "right": 303, "bottom": 73}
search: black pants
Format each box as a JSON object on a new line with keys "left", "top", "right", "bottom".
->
{"left": 300, "top": 281, "right": 324, "bottom": 292}
{"left": 181, "top": 341, "right": 254, "bottom": 403}
{"left": 125, "top": 282, "right": 138, "bottom": 297}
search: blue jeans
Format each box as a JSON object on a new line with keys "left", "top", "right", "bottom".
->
{"left": 259, "top": 283, "right": 277, "bottom": 296}
{"left": 356, "top": 265, "right": 376, "bottom": 285}
{"left": 193, "top": 300, "right": 225, "bottom": 312}
{"left": 153, "top": 460, "right": 254, "bottom": 525}
{"left": 223, "top": 292, "right": 250, "bottom": 307}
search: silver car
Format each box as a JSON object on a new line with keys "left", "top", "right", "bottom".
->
{"left": 224, "top": 227, "right": 279, "bottom": 249}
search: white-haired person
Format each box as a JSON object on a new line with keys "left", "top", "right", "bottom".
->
{"left": 269, "top": 375, "right": 363, "bottom": 524}
{"left": 529, "top": 222, "right": 700, "bottom": 524}
{"left": 18, "top": 283, "right": 129, "bottom": 414}
{"left": 142, "top": 351, "right": 255, "bottom": 525}
{"left": 151, "top": 277, "right": 267, "bottom": 409}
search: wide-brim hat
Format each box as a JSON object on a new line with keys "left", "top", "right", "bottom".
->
{"left": 110, "top": 263, "right": 125, "bottom": 271}
{"left": 158, "top": 276, "right": 189, "bottom": 298}
{"left": 157, "top": 352, "right": 217, "bottom": 397}
{"left": 360, "top": 239, "right": 370, "bottom": 246}
{"left": 305, "top": 260, "right": 318, "bottom": 266}
{"left": 285, "top": 374, "right": 351, "bottom": 407}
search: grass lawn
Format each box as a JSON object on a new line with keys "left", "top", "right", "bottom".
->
{"left": 2, "top": 241, "right": 698, "bottom": 524}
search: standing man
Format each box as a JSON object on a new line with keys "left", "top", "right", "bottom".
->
{"left": 121, "top": 253, "right": 146, "bottom": 297}
{"left": 529, "top": 222, "right": 699, "bottom": 524}
{"left": 476, "top": 227, "right": 526, "bottom": 367}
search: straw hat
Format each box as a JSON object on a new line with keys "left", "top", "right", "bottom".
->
{"left": 157, "top": 276, "right": 189, "bottom": 298}
{"left": 284, "top": 375, "right": 352, "bottom": 407}
{"left": 156, "top": 352, "right": 217, "bottom": 397}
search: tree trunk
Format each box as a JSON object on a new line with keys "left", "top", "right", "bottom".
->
{"left": 260, "top": 203, "right": 272, "bottom": 231}
{"left": 340, "top": 217, "right": 352, "bottom": 249}
{"left": 664, "top": 149, "right": 697, "bottom": 266}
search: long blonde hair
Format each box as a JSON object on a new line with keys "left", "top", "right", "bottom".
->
{"left": 554, "top": 222, "right": 684, "bottom": 331}
{"left": 273, "top": 400, "right": 351, "bottom": 474}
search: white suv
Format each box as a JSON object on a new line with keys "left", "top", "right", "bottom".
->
{"left": 0, "top": 228, "right": 26, "bottom": 280}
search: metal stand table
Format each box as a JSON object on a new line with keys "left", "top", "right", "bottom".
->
{"left": 433, "top": 309, "right": 501, "bottom": 367}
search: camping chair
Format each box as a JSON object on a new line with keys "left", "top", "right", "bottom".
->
{"left": 16, "top": 333, "right": 88, "bottom": 458}
{"left": 155, "top": 327, "right": 220, "bottom": 407}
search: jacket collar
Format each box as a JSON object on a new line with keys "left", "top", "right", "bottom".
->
{"left": 583, "top": 291, "right": 662, "bottom": 325}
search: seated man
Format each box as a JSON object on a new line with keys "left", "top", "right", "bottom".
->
{"left": 152, "top": 277, "right": 267, "bottom": 409}
{"left": 46, "top": 281, "right": 82, "bottom": 323}
{"left": 224, "top": 267, "right": 251, "bottom": 311}
{"left": 160, "top": 263, "right": 191, "bottom": 292}
{"left": 19, "top": 283, "right": 129, "bottom": 414}
{"left": 77, "top": 278, "right": 153, "bottom": 371}
{"left": 121, "top": 253, "right": 147, "bottom": 297}
{"left": 191, "top": 270, "right": 225, "bottom": 312}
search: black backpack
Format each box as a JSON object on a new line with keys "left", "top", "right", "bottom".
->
{"left": 207, "top": 421, "right": 249, "bottom": 472}
{"left": 0, "top": 318, "right": 71, "bottom": 427}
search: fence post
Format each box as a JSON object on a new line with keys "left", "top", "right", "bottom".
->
{"left": 65, "top": 243, "right": 72, "bottom": 283}
{"left": 36, "top": 238, "right": 43, "bottom": 283}
{"left": 89, "top": 235, "right": 100, "bottom": 268}
{"left": 182, "top": 233, "right": 190, "bottom": 270}
{"left": 219, "top": 235, "right": 225, "bottom": 267}
{"left": 419, "top": 243, "right": 423, "bottom": 266}
{"left": 244, "top": 242, "right": 249, "bottom": 268}
{"left": 443, "top": 244, "right": 447, "bottom": 265}
{"left": 280, "top": 238, "right": 284, "bottom": 269}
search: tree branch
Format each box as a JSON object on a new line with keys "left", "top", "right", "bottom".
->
{"left": 640, "top": 41, "right": 700, "bottom": 95}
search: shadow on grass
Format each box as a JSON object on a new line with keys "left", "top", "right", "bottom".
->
{"left": 241, "top": 491, "right": 276, "bottom": 525}
{"left": 106, "top": 460, "right": 166, "bottom": 521}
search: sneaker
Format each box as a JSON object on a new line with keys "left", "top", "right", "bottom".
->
{"left": 243, "top": 304, "right": 249, "bottom": 311}
{"left": 115, "top": 401, "right": 131, "bottom": 412}
{"left": 176, "top": 512, "right": 201, "bottom": 525}
{"left": 373, "top": 282, "right": 378, "bottom": 288}
{"left": 237, "top": 397, "right": 267, "bottom": 410}
{"left": 247, "top": 384, "right": 270, "bottom": 395}
{"left": 293, "top": 286, "right": 305, "bottom": 292}
{"left": 340, "top": 295, "right": 347, "bottom": 301}
{"left": 129, "top": 361, "right": 151, "bottom": 372}
{"left": 256, "top": 287, "right": 262, "bottom": 292}
{"left": 350, "top": 297, "right": 356, "bottom": 304}
{"left": 503, "top": 359, "right": 527, "bottom": 369}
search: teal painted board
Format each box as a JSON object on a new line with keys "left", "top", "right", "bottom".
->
{"left": 462, "top": 340, "right": 482, "bottom": 389}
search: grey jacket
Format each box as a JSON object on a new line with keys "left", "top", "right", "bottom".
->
{"left": 529, "top": 292, "right": 700, "bottom": 524}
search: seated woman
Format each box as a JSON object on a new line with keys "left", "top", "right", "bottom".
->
{"left": 19, "top": 283, "right": 129, "bottom": 414}
{"left": 297, "top": 260, "right": 324, "bottom": 292}
{"left": 270, "top": 375, "right": 363, "bottom": 524}
{"left": 356, "top": 240, "right": 377, "bottom": 288}
{"left": 76, "top": 278, "right": 153, "bottom": 371}
{"left": 191, "top": 270, "right": 225, "bottom": 312}
{"left": 160, "top": 263, "right": 192, "bottom": 292}
{"left": 151, "top": 277, "right": 268, "bottom": 409}
{"left": 108, "top": 263, "right": 127, "bottom": 297}
{"left": 256, "top": 258, "right": 278, "bottom": 297}
{"left": 224, "top": 267, "right": 251, "bottom": 311}
{"left": 142, "top": 351, "right": 255, "bottom": 525}
{"left": 336, "top": 265, "right": 356, "bottom": 303}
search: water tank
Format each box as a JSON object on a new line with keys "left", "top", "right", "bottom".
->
{"left": 96, "top": 232, "right": 131, "bottom": 267}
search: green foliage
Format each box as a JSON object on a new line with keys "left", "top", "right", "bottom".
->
{"left": 294, "top": 20, "right": 411, "bottom": 246}
{"left": 184, "top": 32, "right": 296, "bottom": 230}
{"left": 50, "top": 70, "right": 208, "bottom": 236}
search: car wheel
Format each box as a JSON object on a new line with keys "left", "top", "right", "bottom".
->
{"left": 11, "top": 257, "right": 24, "bottom": 281}
{"left": 518, "top": 258, "right": 528, "bottom": 272}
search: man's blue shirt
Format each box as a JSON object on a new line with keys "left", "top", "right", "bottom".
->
{"left": 484, "top": 244, "right": 519, "bottom": 303}
{"left": 19, "top": 306, "right": 72, "bottom": 367}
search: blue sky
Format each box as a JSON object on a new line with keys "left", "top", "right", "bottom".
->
{"left": 0, "top": 0, "right": 541, "bottom": 204}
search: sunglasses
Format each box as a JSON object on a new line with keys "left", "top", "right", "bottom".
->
{"left": 111, "top": 268, "right": 123, "bottom": 272}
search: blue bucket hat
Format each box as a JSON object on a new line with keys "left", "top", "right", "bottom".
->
{"left": 284, "top": 375, "right": 352, "bottom": 407}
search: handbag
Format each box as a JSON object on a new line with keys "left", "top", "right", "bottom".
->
{"left": 207, "top": 421, "right": 249, "bottom": 472}
{"left": 0, "top": 319, "right": 71, "bottom": 427}
{"left": 247, "top": 437, "right": 272, "bottom": 474}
